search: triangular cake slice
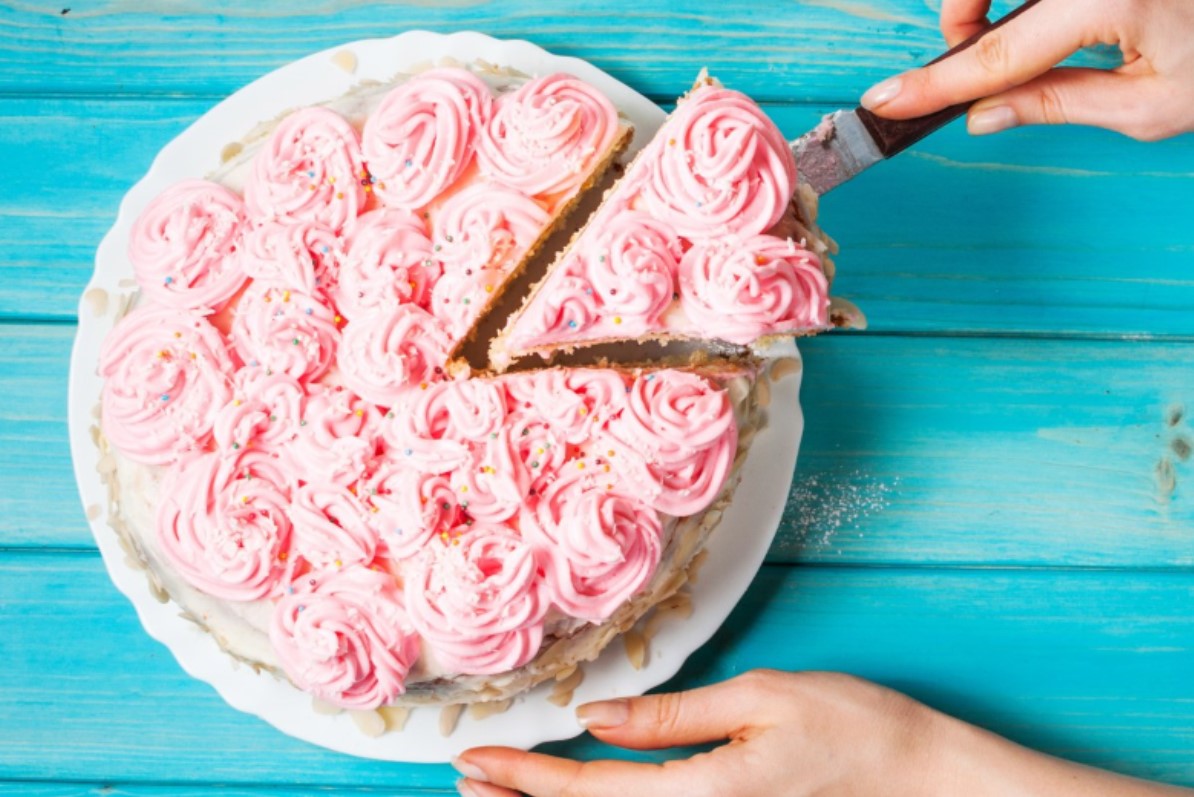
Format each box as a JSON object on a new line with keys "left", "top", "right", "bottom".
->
{"left": 490, "top": 74, "right": 835, "bottom": 370}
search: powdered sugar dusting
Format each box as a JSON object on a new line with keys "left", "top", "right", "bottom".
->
{"left": 781, "top": 470, "right": 897, "bottom": 553}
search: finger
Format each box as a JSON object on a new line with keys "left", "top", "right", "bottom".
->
{"left": 966, "top": 67, "right": 1173, "bottom": 140}
{"left": 457, "top": 779, "right": 520, "bottom": 797}
{"left": 862, "top": 0, "right": 1086, "bottom": 119}
{"left": 455, "top": 747, "right": 719, "bottom": 797}
{"left": 575, "top": 672, "right": 776, "bottom": 749}
{"left": 941, "top": 0, "right": 993, "bottom": 47}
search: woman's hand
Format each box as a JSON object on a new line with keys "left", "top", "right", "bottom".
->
{"left": 860, "top": 0, "right": 1194, "bottom": 141}
{"left": 452, "top": 669, "right": 1192, "bottom": 797}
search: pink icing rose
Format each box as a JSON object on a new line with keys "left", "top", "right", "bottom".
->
{"left": 288, "top": 385, "right": 383, "bottom": 486}
{"left": 128, "top": 179, "right": 247, "bottom": 313}
{"left": 433, "top": 182, "right": 549, "bottom": 275}
{"left": 212, "top": 369, "right": 305, "bottom": 458}
{"left": 477, "top": 73, "right": 620, "bottom": 198}
{"left": 238, "top": 219, "right": 344, "bottom": 298}
{"left": 448, "top": 427, "right": 530, "bottom": 523}
{"left": 380, "top": 379, "right": 505, "bottom": 474}
{"left": 522, "top": 465, "right": 663, "bottom": 621}
{"left": 642, "top": 86, "right": 796, "bottom": 240}
{"left": 244, "top": 106, "right": 365, "bottom": 232}
{"left": 504, "top": 410, "right": 568, "bottom": 484}
{"left": 230, "top": 283, "right": 340, "bottom": 382}
{"left": 604, "top": 370, "right": 737, "bottom": 516}
{"left": 364, "top": 461, "right": 458, "bottom": 560}
{"left": 156, "top": 449, "right": 295, "bottom": 601}
{"left": 679, "top": 234, "right": 828, "bottom": 344}
{"left": 289, "top": 481, "right": 377, "bottom": 569}
{"left": 515, "top": 270, "right": 602, "bottom": 344}
{"left": 582, "top": 212, "right": 682, "bottom": 331}
{"left": 502, "top": 368, "right": 626, "bottom": 444}
{"left": 334, "top": 208, "right": 437, "bottom": 320}
{"left": 271, "top": 565, "right": 419, "bottom": 709}
{"left": 338, "top": 304, "right": 453, "bottom": 407}
{"left": 429, "top": 268, "right": 503, "bottom": 339}
{"left": 98, "top": 305, "right": 234, "bottom": 465}
{"left": 362, "top": 68, "right": 494, "bottom": 211}
{"left": 405, "top": 524, "right": 548, "bottom": 675}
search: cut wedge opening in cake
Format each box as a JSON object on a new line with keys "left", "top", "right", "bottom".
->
{"left": 485, "top": 73, "right": 839, "bottom": 373}
{"left": 93, "top": 61, "right": 841, "bottom": 723}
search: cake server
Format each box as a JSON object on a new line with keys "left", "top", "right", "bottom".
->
{"left": 792, "top": 0, "right": 1043, "bottom": 195}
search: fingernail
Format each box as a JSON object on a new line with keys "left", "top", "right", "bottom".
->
{"left": 861, "top": 76, "right": 902, "bottom": 110}
{"left": 576, "top": 698, "right": 630, "bottom": 729}
{"left": 451, "top": 756, "right": 489, "bottom": 783}
{"left": 456, "top": 778, "right": 480, "bottom": 797}
{"left": 968, "top": 105, "right": 1018, "bottom": 135}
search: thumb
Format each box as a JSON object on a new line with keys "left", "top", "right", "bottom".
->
{"left": 966, "top": 67, "right": 1172, "bottom": 140}
{"left": 576, "top": 669, "right": 776, "bottom": 748}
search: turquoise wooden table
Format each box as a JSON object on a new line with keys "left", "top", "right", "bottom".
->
{"left": 3, "top": 1, "right": 1193, "bottom": 793}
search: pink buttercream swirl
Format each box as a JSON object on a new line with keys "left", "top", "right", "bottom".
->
{"left": 429, "top": 268, "right": 502, "bottom": 339}
{"left": 679, "top": 234, "right": 828, "bottom": 344}
{"left": 212, "top": 370, "right": 305, "bottom": 458}
{"left": 642, "top": 86, "right": 796, "bottom": 240}
{"left": 381, "top": 379, "right": 505, "bottom": 474}
{"left": 334, "top": 209, "right": 438, "bottom": 320}
{"left": 338, "top": 304, "right": 452, "bottom": 407}
{"left": 244, "top": 106, "right": 365, "bottom": 232}
{"left": 504, "top": 410, "right": 568, "bottom": 483}
{"left": 99, "top": 305, "right": 234, "bottom": 465}
{"left": 157, "top": 449, "right": 295, "bottom": 601}
{"left": 289, "top": 385, "right": 383, "bottom": 486}
{"left": 362, "top": 68, "right": 493, "bottom": 211}
{"left": 477, "top": 73, "right": 620, "bottom": 198}
{"left": 522, "top": 465, "right": 663, "bottom": 621}
{"left": 449, "top": 428, "right": 530, "bottom": 523}
{"left": 271, "top": 565, "right": 419, "bottom": 709}
{"left": 365, "top": 461, "right": 458, "bottom": 560}
{"left": 238, "top": 220, "right": 344, "bottom": 298}
{"left": 289, "top": 481, "right": 377, "bottom": 569}
{"left": 517, "top": 271, "right": 602, "bottom": 343}
{"left": 605, "top": 370, "right": 737, "bottom": 516}
{"left": 405, "top": 524, "right": 547, "bottom": 675}
{"left": 230, "top": 284, "right": 340, "bottom": 382}
{"left": 128, "top": 179, "right": 247, "bottom": 312}
{"left": 434, "top": 183, "right": 548, "bottom": 275}
{"left": 503, "top": 369, "right": 626, "bottom": 444}
{"left": 583, "top": 212, "right": 682, "bottom": 330}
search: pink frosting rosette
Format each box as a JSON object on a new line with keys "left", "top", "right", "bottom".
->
{"left": 364, "top": 462, "right": 458, "bottom": 560}
{"left": 642, "top": 86, "right": 796, "bottom": 240}
{"left": 521, "top": 465, "right": 663, "bottom": 621}
{"left": 583, "top": 212, "right": 682, "bottom": 330}
{"left": 362, "top": 68, "right": 494, "bottom": 211}
{"left": 98, "top": 305, "right": 234, "bottom": 465}
{"left": 289, "top": 480, "right": 377, "bottom": 569}
{"left": 516, "top": 270, "right": 602, "bottom": 344}
{"left": 244, "top": 106, "right": 365, "bottom": 232}
{"left": 270, "top": 565, "right": 419, "bottom": 709}
{"left": 334, "top": 209, "right": 437, "bottom": 320}
{"left": 213, "top": 368, "right": 306, "bottom": 456}
{"left": 338, "top": 304, "right": 453, "bottom": 407}
{"left": 448, "top": 427, "right": 530, "bottom": 523}
{"left": 156, "top": 449, "right": 295, "bottom": 601}
{"left": 605, "top": 370, "right": 737, "bottom": 516}
{"left": 238, "top": 219, "right": 343, "bottom": 297}
{"left": 429, "top": 268, "right": 501, "bottom": 339}
{"left": 477, "top": 73, "right": 620, "bottom": 199}
{"left": 230, "top": 284, "right": 340, "bottom": 382}
{"left": 433, "top": 183, "right": 548, "bottom": 275}
{"left": 405, "top": 524, "right": 548, "bottom": 675}
{"left": 502, "top": 368, "right": 626, "bottom": 444}
{"left": 504, "top": 410, "right": 568, "bottom": 484}
{"left": 289, "top": 385, "right": 383, "bottom": 486}
{"left": 128, "top": 179, "right": 248, "bottom": 312}
{"left": 679, "top": 234, "right": 828, "bottom": 344}
{"left": 380, "top": 379, "right": 505, "bottom": 474}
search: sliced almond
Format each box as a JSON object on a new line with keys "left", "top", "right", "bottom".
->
{"left": 439, "top": 704, "right": 465, "bottom": 736}
{"left": 623, "top": 630, "right": 647, "bottom": 670}
{"left": 769, "top": 357, "right": 801, "bottom": 381}
{"left": 350, "top": 709, "right": 385, "bottom": 738}
{"left": 378, "top": 705, "right": 411, "bottom": 732}
{"left": 468, "top": 699, "right": 512, "bottom": 720}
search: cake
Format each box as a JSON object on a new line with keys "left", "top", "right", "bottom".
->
{"left": 96, "top": 62, "right": 794, "bottom": 720}
{"left": 489, "top": 74, "right": 836, "bottom": 370}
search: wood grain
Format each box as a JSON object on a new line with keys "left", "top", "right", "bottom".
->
{"left": 2, "top": 99, "right": 1191, "bottom": 332}
{"left": 1, "top": 552, "right": 1190, "bottom": 788}
{"left": 11, "top": 324, "right": 1194, "bottom": 567}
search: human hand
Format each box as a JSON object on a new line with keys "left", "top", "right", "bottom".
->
{"left": 860, "top": 0, "right": 1194, "bottom": 141}
{"left": 452, "top": 669, "right": 1193, "bottom": 797}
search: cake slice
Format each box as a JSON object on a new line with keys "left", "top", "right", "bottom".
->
{"left": 489, "top": 74, "right": 836, "bottom": 370}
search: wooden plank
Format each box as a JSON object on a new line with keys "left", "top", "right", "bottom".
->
{"left": 9, "top": 324, "right": 1194, "bottom": 566}
{"left": 1, "top": 552, "right": 1191, "bottom": 787}
{"left": 2, "top": 99, "right": 1192, "bottom": 333}
{"left": 0, "top": 1, "right": 1120, "bottom": 102}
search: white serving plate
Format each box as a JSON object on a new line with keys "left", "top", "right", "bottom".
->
{"left": 67, "top": 30, "right": 804, "bottom": 763}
